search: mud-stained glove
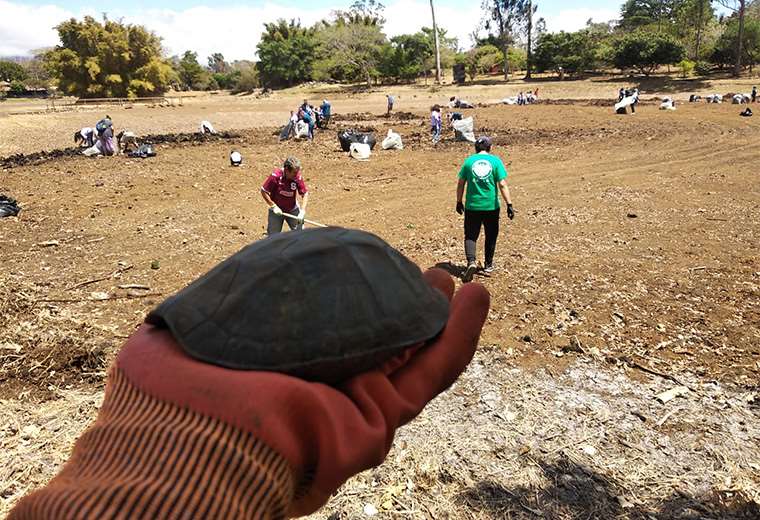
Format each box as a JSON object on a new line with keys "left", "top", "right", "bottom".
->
{"left": 297, "top": 209, "right": 306, "bottom": 224}
{"left": 456, "top": 201, "right": 464, "bottom": 215}
{"left": 507, "top": 204, "right": 515, "bottom": 220}
{"left": 271, "top": 205, "right": 283, "bottom": 216}
{"left": 11, "top": 269, "right": 490, "bottom": 519}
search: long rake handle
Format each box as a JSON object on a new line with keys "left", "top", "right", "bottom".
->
{"left": 282, "top": 212, "right": 328, "bottom": 228}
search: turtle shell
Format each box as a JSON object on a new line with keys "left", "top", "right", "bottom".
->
{"left": 145, "top": 227, "right": 449, "bottom": 383}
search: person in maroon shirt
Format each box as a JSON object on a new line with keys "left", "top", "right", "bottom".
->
{"left": 261, "top": 156, "right": 310, "bottom": 235}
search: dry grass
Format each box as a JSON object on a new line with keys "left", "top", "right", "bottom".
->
{"left": 312, "top": 348, "right": 760, "bottom": 519}
{"left": 0, "top": 278, "right": 116, "bottom": 391}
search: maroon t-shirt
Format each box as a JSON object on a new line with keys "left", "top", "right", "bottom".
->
{"left": 261, "top": 169, "right": 308, "bottom": 213}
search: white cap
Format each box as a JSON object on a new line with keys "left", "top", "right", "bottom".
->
{"left": 230, "top": 151, "right": 242, "bottom": 165}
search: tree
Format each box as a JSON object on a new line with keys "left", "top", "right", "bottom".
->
{"left": 524, "top": 0, "right": 537, "bottom": 78}
{"left": 176, "top": 51, "right": 213, "bottom": 90}
{"left": 378, "top": 32, "right": 434, "bottom": 82}
{"left": 717, "top": 0, "right": 748, "bottom": 75}
{"left": 207, "top": 53, "right": 228, "bottom": 74}
{"left": 256, "top": 19, "right": 317, "bottom": 88}
{"left": 43, "top": 16, "right": 175, "bottom": 98}
{"left": 482, "top": 0, "right": 528, "bottom": 80}
{"left": 314, "top": 10, "right": 387, "bottom": 86}
{"left": 429, "top": 0, "right": 442, "bottom": 84}
{"left": 21, "top": 57, "right": 52, "bottom": 90}
{"left": 613, "top": 31, "right": 684, "bottom": 74}
{"left": 711, "top": 16, "right": 760, "bottom": 72}
{"left": 533, "top": 30, "right": 598, "bottom": 75}
{"left": 0, "top": 61, "right": 27, "bottom": 83}
{"left": 676, "top": 0, "right": 715, "bottom": 59}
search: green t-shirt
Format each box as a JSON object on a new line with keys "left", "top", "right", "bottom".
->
{"left": 457, "top": 152, "right": 508, "bottom": 211}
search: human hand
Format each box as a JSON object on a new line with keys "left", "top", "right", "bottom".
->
{"left": 507, "top": 204, "right": 515, "bottom": 220}
{"left": 271, "top": 205, "right": 283, "bottom": 216}
{"left": 116, "top": 268, "right": 490, "bottom": 517}
{"left": 456, "top": 201, "right": 464, "bottom": 215}
{"left": 297, "top": 209, "right": 306, "bottom": 223}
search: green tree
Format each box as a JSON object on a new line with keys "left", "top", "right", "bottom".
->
{"left": 711, "top": 16, "right": 760, "bottom": 72}
{"left": 0, "top": 61, "right": 27, "bottom": 82}
{"left": 619, "top": 0, "right": 681, "bottom": 32}
{"left": 533, "top": 30, "right": 598, "bottom": 75}
{"left": 314, "top": 11, "right": 387, "bottom": 86}
{"left": 378, "top": 33, "right": 432, "bottom": 82}
{"left": 482, "top": 0, "right": 529, "bottom": 80}
{"left": 716, "top": 1, "right": 748, "bottom": 76}
{"left": 207, "top": 53, "right": 228, "bottom": 73}
{"left": 43, "top": 16, "right": 175, "bottom": 98}
{"left": 176, "top": 51, "right": 214, "bottom": 90}
{"left": 676, "top": 0, "right": 715, "bottom": 59}
{"left": 257, "top": 19, "right": 317, "bottom": 88}
{"left": 613, "top": 31, "right": 684, "bottom": 74}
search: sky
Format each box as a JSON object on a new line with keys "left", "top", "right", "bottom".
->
{"left": 0, "top": 0, "right": 621, "bottom": 61}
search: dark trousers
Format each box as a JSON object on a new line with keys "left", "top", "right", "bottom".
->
{"left": 464, "top": 208, "right": 500, "bottom": 265}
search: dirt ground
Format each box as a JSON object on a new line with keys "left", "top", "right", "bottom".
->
{"left": 1, "top": 76, "right": 759, "bottom": 518}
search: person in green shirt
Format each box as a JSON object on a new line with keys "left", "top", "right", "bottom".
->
{"left": 456, "top": 136, "right": 514, "bottom": 282}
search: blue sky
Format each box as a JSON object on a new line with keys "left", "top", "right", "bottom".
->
{"left": 1, "top": 0, "right": 623, "bottom": 59}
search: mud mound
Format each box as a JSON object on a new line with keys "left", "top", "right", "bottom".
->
{"left": 1, "top": 131, "right": 240, "bottom": 169}
{"left": 541, "top": 98, "right": 660, "bottom": 107}
{"left": 334, "top": 111, "right": 419, "bottom": 123}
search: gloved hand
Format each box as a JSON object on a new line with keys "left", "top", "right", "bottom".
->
{"left": 270, "top": 205, "right": 283, "bottom": 216}
{"left": 297, "top": 208, "right": 306, "bottom": 224}
{"left": 456, "top": 201, "right": 464, "bottom": 215}
{"left": 507, "top": 203, "right": 515, "bottom": 220}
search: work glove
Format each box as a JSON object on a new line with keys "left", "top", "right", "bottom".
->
{"left": 456, "top": 201, "right": 464, "bottom": 215}
{"left": 270, "top": 205, "right": 283, "bottom": 216}
{"left": 507, "top": 203, "right": 515, "bottom": 220}
{"left": 12, "top": 269, "right": 490, "bottom": 519}
{"left": 297, "top": 209, "right": 306, "bottom": 224}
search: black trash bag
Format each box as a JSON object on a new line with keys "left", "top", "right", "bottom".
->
{"left": 740, "top": 108, "right": 753, "bottom": 117}
{"left": 279, "top": 121, "right": 294, "bottom": 141}
{"left": 128, "top": 144, "right": 156, "bottom": 158}
{"left": 338, "top": 129, "right": 377, "bottom": 152}
{"left": 0, "top": 195, "right": 21, "bottom": 218}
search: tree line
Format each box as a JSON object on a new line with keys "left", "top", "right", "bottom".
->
{"left": 1, "top": 0, "right": 759, "bottom": 99}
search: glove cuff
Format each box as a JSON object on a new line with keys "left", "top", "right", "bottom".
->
{"left": 11, "top": 365, "right": 295, "bottom": 520}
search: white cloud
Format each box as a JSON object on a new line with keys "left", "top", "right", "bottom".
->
{"left": 542, "top": 7, "right": 619, "bottom": 33}
{"left": 2, "top": 1, "right": 605, "bottom": 61}
{"left": 0, "top": 1, "right": 74, "bottom": 56}
{"left": 1, "top": 0, "right": 486, "bottom": 60}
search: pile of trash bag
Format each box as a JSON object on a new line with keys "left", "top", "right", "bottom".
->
{"left": 338, "top": 130, "right": 376, "bottom": 152}
{"left": 381, "top": 129, "right": 403, "bottom": 150}
{"left": 452, "top": 117, "right": 476, "bottom": 143}
{"left": 0, "top": 195, "right": 21, "bottom": 218}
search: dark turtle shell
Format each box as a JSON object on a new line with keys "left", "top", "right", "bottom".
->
{"left": 145, "top": 227, "right": 449, "bottom": 383}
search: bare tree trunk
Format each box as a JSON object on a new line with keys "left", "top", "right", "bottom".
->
{"left": 430, "top": 0, "right": 442, "bottom": 84}
{"left": 734, "top": 0, "right": 745, "bottom": 77}
{"left": 525, "top": 0, "right": 533, "bottom": 79}
{"left": 695, "top": 0, "right": 704, "bottom": 59}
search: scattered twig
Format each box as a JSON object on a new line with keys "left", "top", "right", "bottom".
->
{"left": 35, "top": 292, "right": 161, "bottom": 304}
{"left": 117, "top": 284, "right": 150, "bottom": 290}
{"left": 705, "top": 217, "right": 728, "bottom": 222}
{"left": 688, "top": 266, "right": 707, "bottom": 272}
{"left": 66, "top": 265, "right": 134, "bottom": 290}
{"left": 367, "top": 176, "right": 398, "bottom": 183}
{"left": 657, "top": 407, "right": 683, "bottom": 427}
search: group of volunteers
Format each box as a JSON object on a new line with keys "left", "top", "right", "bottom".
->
{"left": 75, "top": 115, "right": 142, "bottom": 156}
{"left": 285, "top": 99, "right": 332, "bottom": 140}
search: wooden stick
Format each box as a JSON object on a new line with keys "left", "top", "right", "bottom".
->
{"left": 35, "top": 293, "right": 161, "bottom": 304}
{"left": 282, "top": 212, "right": 328, "bottom": 228}
{"left": 66, "top": 265, "right": 134, "bottom": 290}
